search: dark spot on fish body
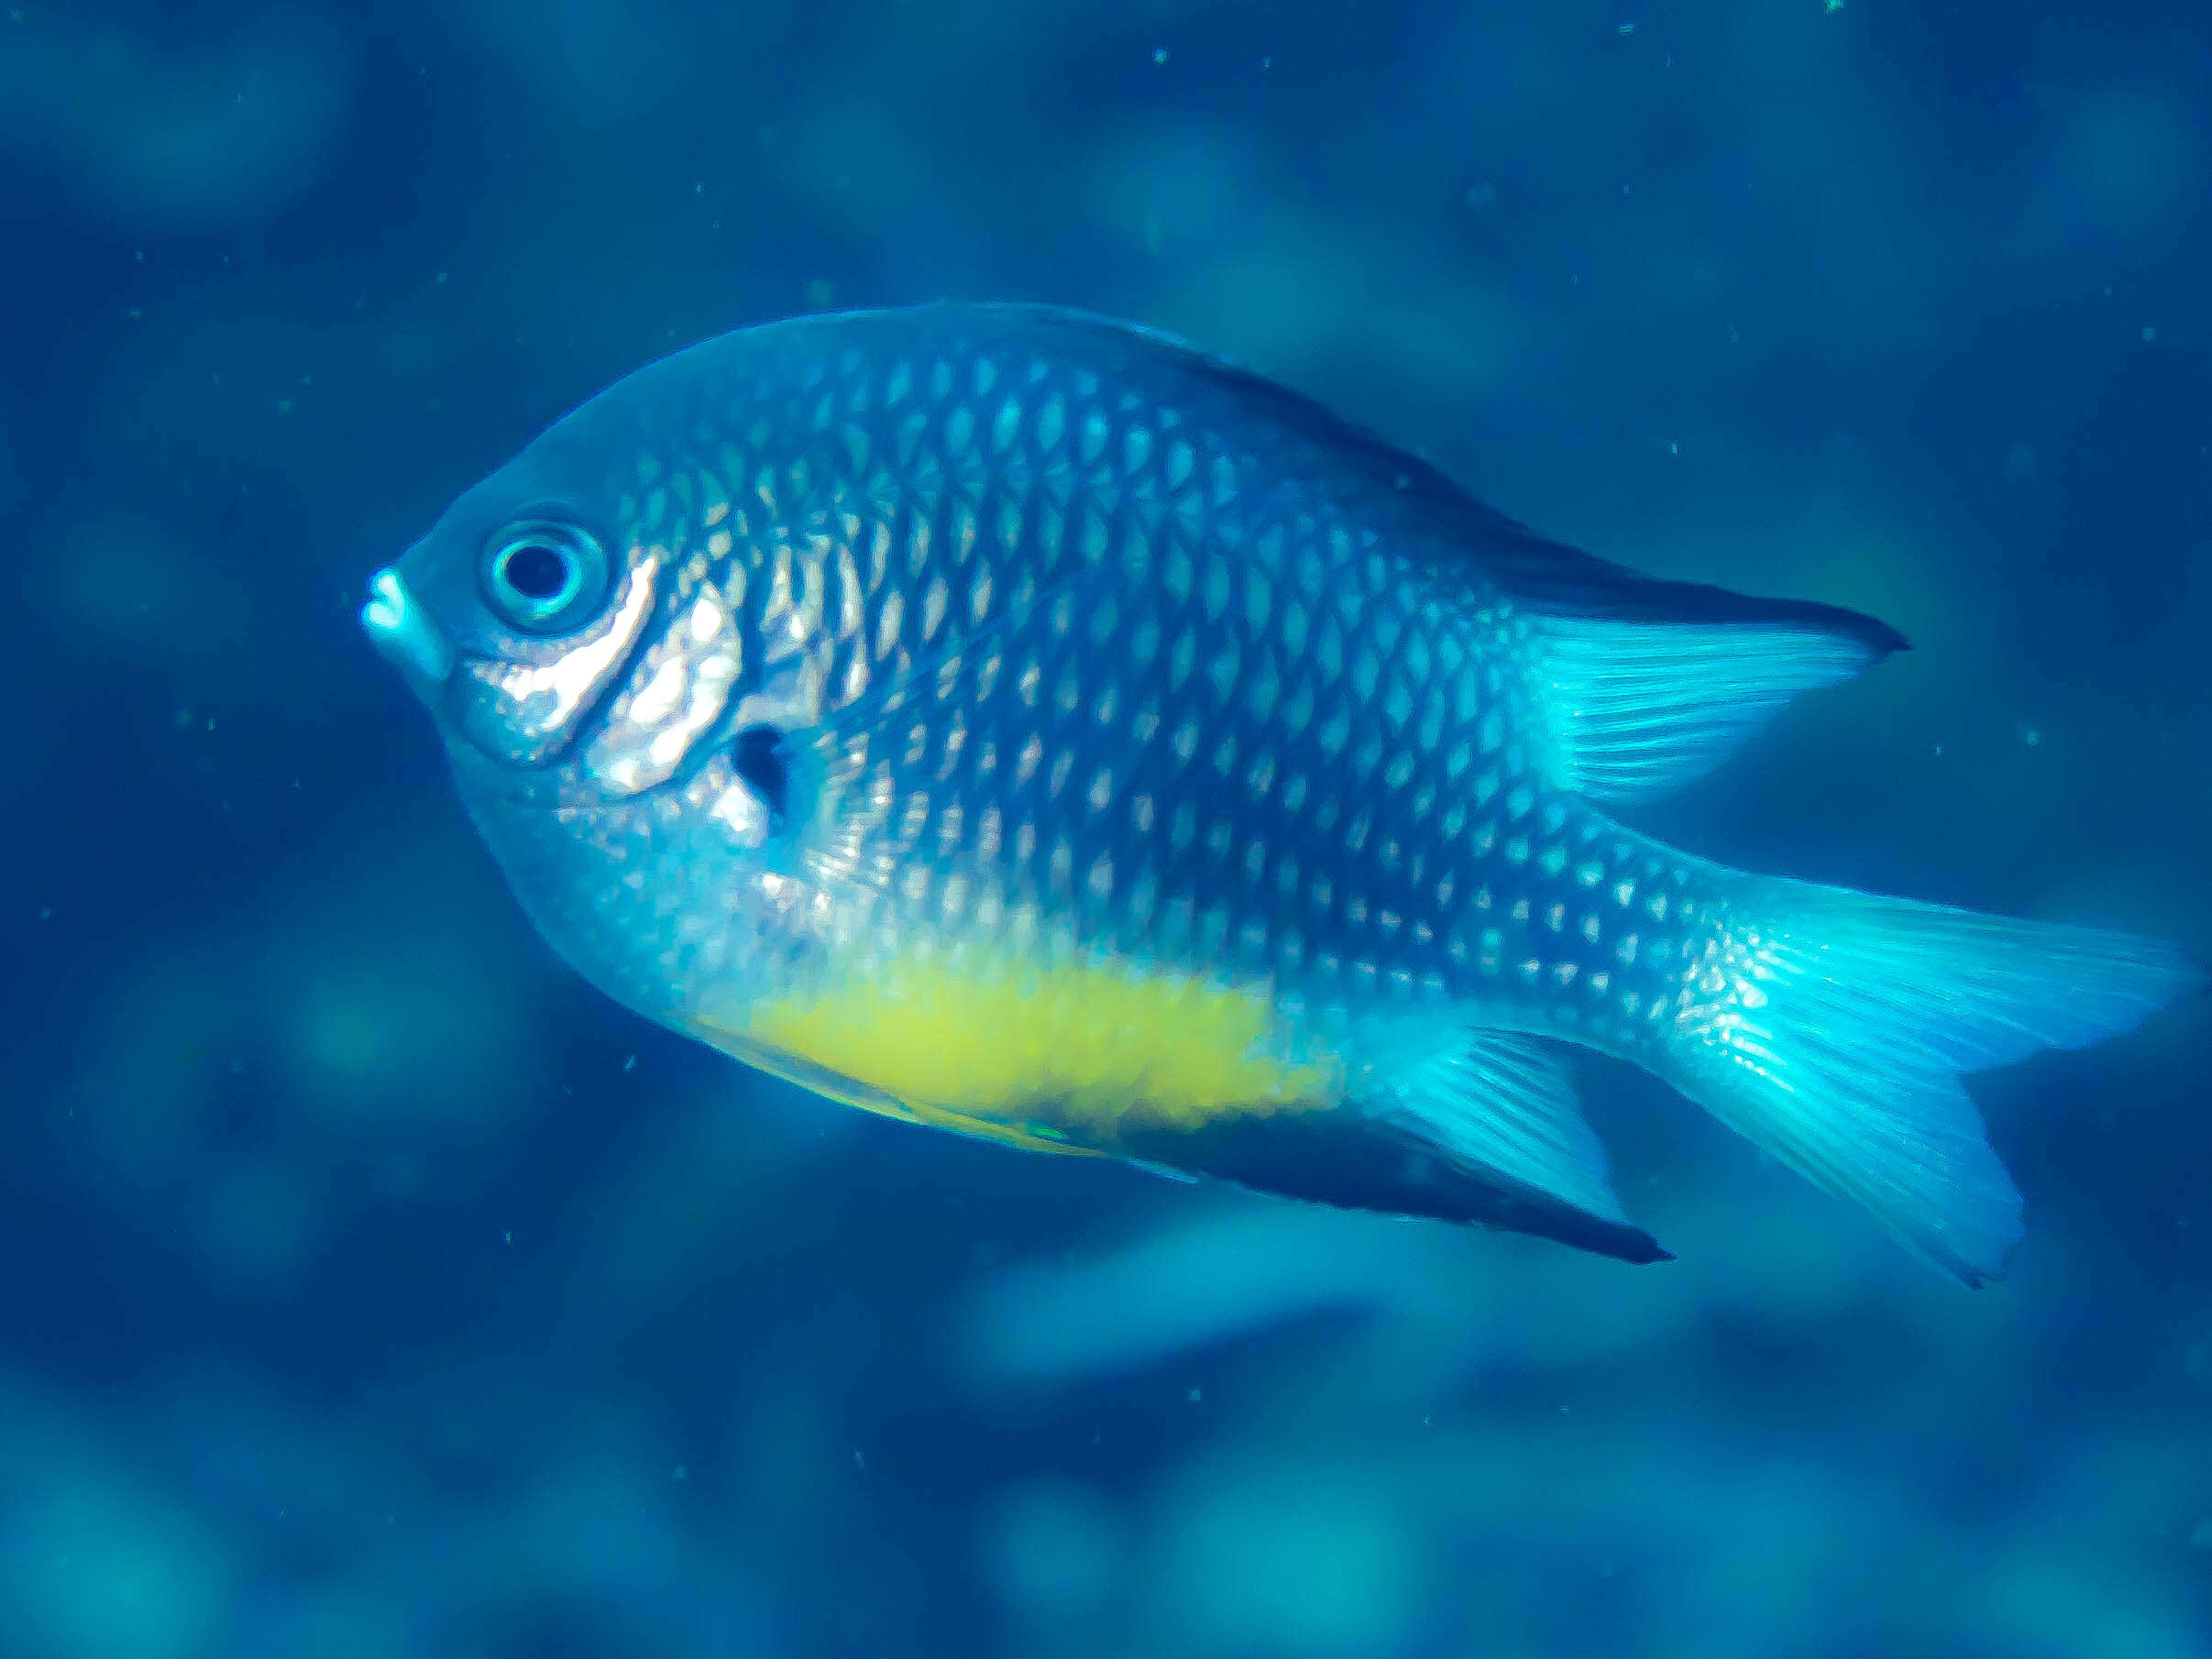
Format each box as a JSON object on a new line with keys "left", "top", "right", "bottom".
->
{"left": 732, "top": 724, "right": 789, "bottom": 824}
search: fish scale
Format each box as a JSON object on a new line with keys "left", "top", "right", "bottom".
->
{"left": 363, "top": 302, "right": 2200, "bottom": 1283}
{"left": 745, "top": 346, "right": 1689, "bottom": 1083}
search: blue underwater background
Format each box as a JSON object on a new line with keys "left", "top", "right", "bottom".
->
{"left": 6, "top": 2, "right": 2212, "bottom": 1654}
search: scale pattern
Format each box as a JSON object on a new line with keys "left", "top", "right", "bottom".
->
{"left": 548, "top": 319, "right": 1711, "bottom": 1100}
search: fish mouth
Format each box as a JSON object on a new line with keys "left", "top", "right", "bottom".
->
{"left": 361, "top": 567, "right": 455, "bottom": 690}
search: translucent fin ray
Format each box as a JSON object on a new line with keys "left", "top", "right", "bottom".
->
{"left": 1530, "top": 612, "right": 1900, "bottom": 803}
{"left": 1667, "top": 878, "right": 2205, "bottom": 1284}
{"left": 1378, "top": 1032, "right": 1631, "bottom": 1226}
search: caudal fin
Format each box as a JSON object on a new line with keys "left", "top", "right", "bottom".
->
{"left": 1664, "top": 877, "right": 2204, "bottom": 1284}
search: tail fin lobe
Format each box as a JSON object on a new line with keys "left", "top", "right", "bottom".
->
{"left": 1666, "top": 878, "right": 2203, "bottom": 1284}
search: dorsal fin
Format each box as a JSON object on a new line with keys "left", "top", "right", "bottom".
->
{"left": 1520, "top": 609, "right": 1900, "bottom": 801}
{"left": 912, "top": 304, "right": 1906, "bottom": 802}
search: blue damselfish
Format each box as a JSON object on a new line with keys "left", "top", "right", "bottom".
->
{"left": 363, "top": 303, "right": 2200, "bottom": 1283}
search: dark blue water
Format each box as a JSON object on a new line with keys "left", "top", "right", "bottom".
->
{"left": 6, "top": 4, "right": 2208, "bottom": 1655}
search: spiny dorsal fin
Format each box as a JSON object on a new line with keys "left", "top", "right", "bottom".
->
{"left": 923, "top": 304, "right": 1905, "bottom": 803}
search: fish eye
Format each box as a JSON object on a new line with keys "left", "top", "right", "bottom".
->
{"left": 732, "top": 723, "right": 788, "bottom": 823}
{"left": 481, "top": 520, "right": 609, "bottom": 633}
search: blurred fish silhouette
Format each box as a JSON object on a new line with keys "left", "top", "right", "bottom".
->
{"left": 362, "top": 303, "right": 2201, "bottom": 1283}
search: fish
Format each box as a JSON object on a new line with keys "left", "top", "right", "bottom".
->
{"left": 361, "top": 302, "right": 2202, "bottom": 1285}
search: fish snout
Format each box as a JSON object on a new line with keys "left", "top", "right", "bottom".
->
{"left": 361, "top": 567, "right": 455, "bottom": 693}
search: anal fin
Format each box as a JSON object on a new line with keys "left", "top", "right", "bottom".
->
{"left": 1115, "top": 1032, "right": 1667, "bottom": 1265}
{"left": 1381, "top": 1032, "right": 1632, "bottom": 1226}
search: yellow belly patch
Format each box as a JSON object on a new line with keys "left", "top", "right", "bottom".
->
{"left": 738, "top": 961, "right": 1342, "bottom": 1142}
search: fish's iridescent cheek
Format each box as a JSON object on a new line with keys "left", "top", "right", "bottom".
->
{"left": 452, "top": 555, "right": 663, "bottom": 768}
{"left": 578, "top": 583, "right": 747, "bottom": 795}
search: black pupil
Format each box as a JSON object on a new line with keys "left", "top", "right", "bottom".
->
{"left": 732, "top": 724, "right": 788, "bottom": 820}
{"left": 502, "top": 540, "right": 572, "bottom": 603}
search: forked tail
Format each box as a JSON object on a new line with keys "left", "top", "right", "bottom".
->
{"left": 1660, "top": 873, "right": 2204, "bottom": 1283}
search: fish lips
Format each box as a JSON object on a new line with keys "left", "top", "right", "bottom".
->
{"left": 360, "top": 567, "right": 570, "bottom": 789}
{"left": 361, "top": 566, "right": 455, "bottom": 694}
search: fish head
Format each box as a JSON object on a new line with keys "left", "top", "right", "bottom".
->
{"left": 359, "top": 366, "right": 830, "bottom": 1027}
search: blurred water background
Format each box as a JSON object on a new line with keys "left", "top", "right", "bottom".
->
{"left": 6, "top": 1, "right": 2211, "bottom": 1654}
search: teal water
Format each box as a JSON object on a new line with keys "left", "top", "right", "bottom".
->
{"left": 4, "top": 4, "right": 2208, "bottom": 1655}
